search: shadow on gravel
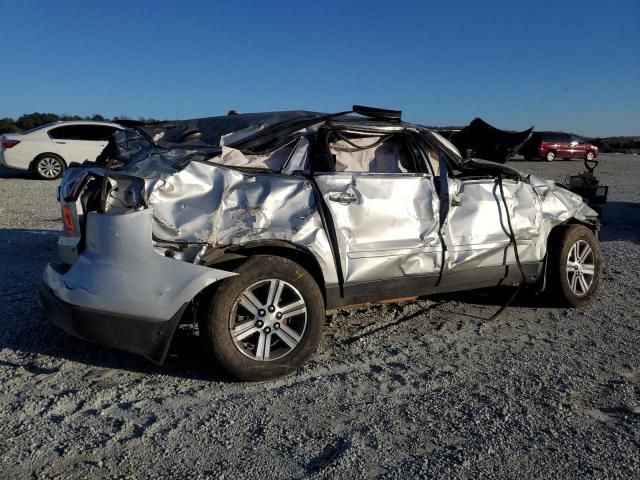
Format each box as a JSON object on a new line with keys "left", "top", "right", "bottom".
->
{"left": 304, "top": 437, "right": 352, "bottom": 475}
{"left": 427, "top": 286, "right": 563, "bottom": 310}
{"left": 0, "top": 165, "right": 34, "bottom": 179}
{"left": 599, "top": 201, "right": 640, "bottom": 244}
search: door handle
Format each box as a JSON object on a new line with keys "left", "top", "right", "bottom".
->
{"left": 55, "top": 141, "right": 66, "bottom": 144}
{"left": 329, "top": 192, "right": 356, "bottom": 205}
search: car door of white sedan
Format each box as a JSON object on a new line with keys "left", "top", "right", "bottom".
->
{"left": 48, "top": 125, "right": 114, "bottom": 164}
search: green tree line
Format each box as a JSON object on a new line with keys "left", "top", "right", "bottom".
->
{"left": 0, "top": 113, "right": 163, "bottom": 135}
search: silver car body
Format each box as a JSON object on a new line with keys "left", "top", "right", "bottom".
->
{"left": 40, "top": 111, "right": 598, "bottom": 363}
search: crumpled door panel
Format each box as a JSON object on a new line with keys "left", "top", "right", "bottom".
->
{"left": 314, "top": 172, "right": 441, "bottom": 283}
{"left": 443, "top": 177, "right": 541, "bottom": 272}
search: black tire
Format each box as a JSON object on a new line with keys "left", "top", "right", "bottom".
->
{"left": 199, "top": 255, "right": 325, "bottom": 381}
{"left": 547, "top": 225, "right": 602, "bottom": 307}
{"left": 545, "top": 150, "right": 556, "bottom": 162}
{"left": 32, "top": 153, "right": 66, "bottom": 180}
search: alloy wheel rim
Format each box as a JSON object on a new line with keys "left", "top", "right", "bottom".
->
{"left": 38, "top": 157, "right": 62, "bottom": 178}
{"left": 229, "top": 279, "right": 307, "bottom": 361}
{"left": 566, "top": 240, "right": 595, "bottom": 296}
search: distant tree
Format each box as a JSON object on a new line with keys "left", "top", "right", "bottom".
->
{"left": 91, "top": 114, "right": 106, "bottom": 121}
{"left": 59, "top": 114, "right": 83, "bottom": 122}
{"left": 0, "top": 118, "right": 20, "bottom": 134}
{"left": 15, "top": 112, "right": 60, "bottom": 130}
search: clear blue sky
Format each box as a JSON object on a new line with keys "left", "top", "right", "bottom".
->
{"left": 1, "top": 0, "right": 638, "bottom": 136}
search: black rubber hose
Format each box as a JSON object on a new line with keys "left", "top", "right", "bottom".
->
{"left": 488, "top": 174, "right": 527, "bottom": 321}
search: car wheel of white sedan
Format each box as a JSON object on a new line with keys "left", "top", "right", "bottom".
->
{"left": 200, "top": 255, "right": 324, "bottom": 381}
{"left": 33, "top": 154, "right": 65, "bottom": 180}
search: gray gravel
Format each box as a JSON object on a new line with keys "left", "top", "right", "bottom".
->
{"left": 1, "top": 155, "right": 639, "bottom": 479}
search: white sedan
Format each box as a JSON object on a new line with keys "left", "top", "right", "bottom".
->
{"left": 0, "top": 121, "right": 122, "bottom": 179}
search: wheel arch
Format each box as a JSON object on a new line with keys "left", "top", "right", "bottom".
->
{"left": 197, "top": 240, "right": 327, "bottom": 305}
{"left": 543, "top": 218, "right": 602, "bottom": 306}
{"left": 547, "top": 217, "right": 598, "bottom": 248}
{"left": 30, "top": 152, "right": 67, "bottom": 171}
{"left": 542, "top": 217, "right": 599, "bottom": 285}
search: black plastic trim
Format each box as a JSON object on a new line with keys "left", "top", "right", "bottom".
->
{"left": 40, "top": 282, "right": 186, "bottom": 365}
{"left": 325, "top": 262, "right": 543, "bottom": 309}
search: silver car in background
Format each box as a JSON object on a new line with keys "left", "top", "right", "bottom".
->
{"left": 40, "top": 106, "right": 602, "bottom": 380}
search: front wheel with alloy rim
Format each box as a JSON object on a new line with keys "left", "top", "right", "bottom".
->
{"left": 33, "top": 154, "right": 65, "bottom": 180}
{"left": 545, "top": 150, "right": 556, "bottom": 162}
{"left": 199, "top": 255, "right": 324, "bottom": 381}
{"left": 586, "top": 151, "right": 595, "bottom": 161}
{"left": 547, "top": 225, "right": 602, "bottom": 307}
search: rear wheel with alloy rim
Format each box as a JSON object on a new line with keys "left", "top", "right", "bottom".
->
{"left": 230, "top": 278, "right": 308, "bottom": 362}
{"left": 200, "top": 255, "right": 324, "bottom": 381}
{"left": 548, "top": 225, "right": 602, "bottom": 306}
{"left": 33, "top": 154, "right": 65, "bottom": 180}
{"left": 586, "top": 151, "right": 595, "bottom": 161}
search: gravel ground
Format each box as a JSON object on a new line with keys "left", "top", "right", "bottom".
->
{"left": 1, "top": 154, "right": 639, "bottom": 479}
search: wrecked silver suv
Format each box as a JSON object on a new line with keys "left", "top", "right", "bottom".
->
{"left": 40, "top": 106, "right": 602, "bottom": 380}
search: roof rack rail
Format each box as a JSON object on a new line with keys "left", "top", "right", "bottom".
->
{"left": 352, "top": 105, "right": 402, "bottom": 122}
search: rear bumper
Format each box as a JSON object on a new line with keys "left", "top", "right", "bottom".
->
{"left": 0, "top": 148, "right": 30, "bottom": 171}
{"left": 40, "top": 277, "right": 186, "bottom": 364}
{"left": 41, "top": 208, "right": 235, "bottom": 364}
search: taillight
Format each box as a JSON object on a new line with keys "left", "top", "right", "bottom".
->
{"left": 2, "top": 139, "right": 20, "bottom": 149}
{"left": 62, "top": 206, "right": 76, "bottom": 234}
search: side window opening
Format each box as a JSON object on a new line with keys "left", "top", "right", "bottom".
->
{"left": 75, "top": 125, "right": 105, "bottom": 141}
{"left": 47, "top": 125, "right": 88, "bottom": 140}
{"left": 322, "top": 131, "right": 418, "bottom": 173}
{"left": 48, "top": 125, "right": 117, "bottom": 141}
{"left": 92, "top": 126, "right": 118, "bottom": 141}
{"left": 58, "top": 126, "right": 85, "bottom": 140}
{"left": 48, "top": 126, "right": 66, "bottom": 139}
